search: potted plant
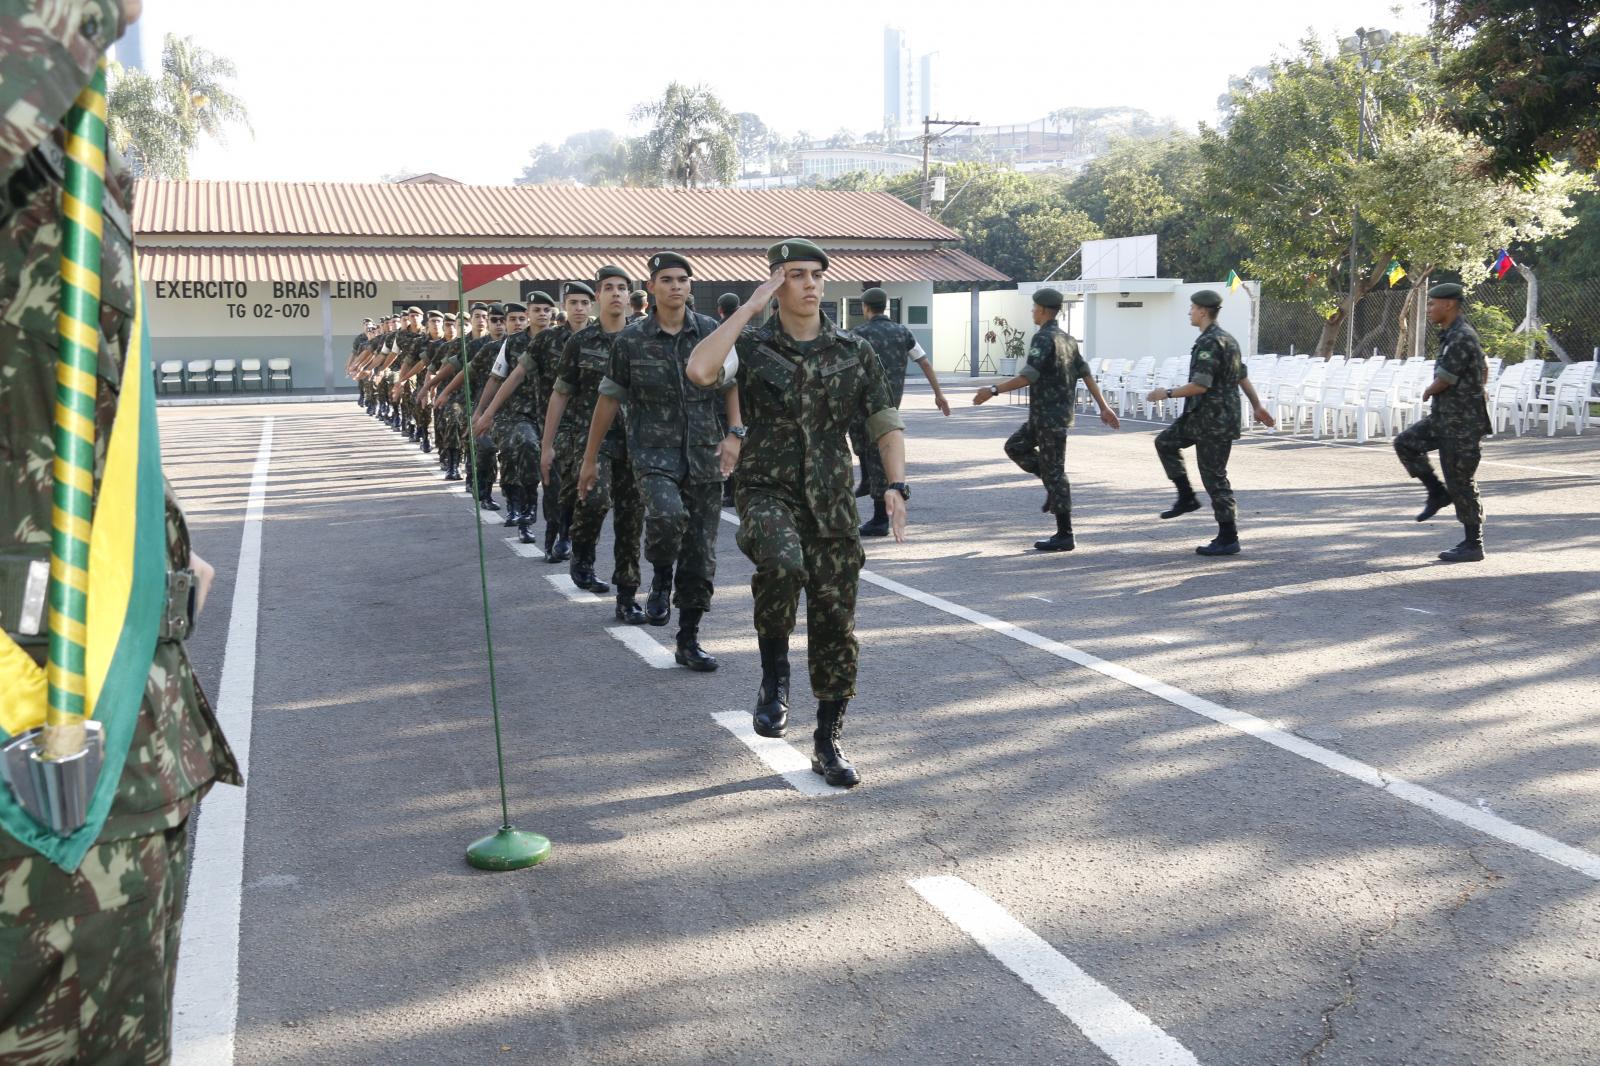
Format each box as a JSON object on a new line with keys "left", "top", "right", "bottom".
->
{"left": 992, "top": 316, "right": 1026, "bottom": 375}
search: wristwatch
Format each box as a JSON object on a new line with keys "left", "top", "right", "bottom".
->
{"left": 728, "top": 424, "right": 748, "bottom": 439}
{"left": 989, "top": 385, "right": 1002, "bottom": 399}
{"left": 886, "top": 481, "right": 911, "bottom": 500}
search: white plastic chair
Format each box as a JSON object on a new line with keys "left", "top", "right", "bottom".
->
{"left": 1489, "top": 362, "right": 1533, "bottom": 436}
{"left": 185, "top": 359, "right": 213, "bottom": 393}
{"left": 1113, "top": 356, "right": 1157, "bottom": 416}
{"left": 1354, "top": 364, "right": 1400, "bottom": 442}
{"left": 267, "top": 358, "right": 293, "bottom": 391}
{"left": 239, "top": 359, "right": 264, "bottom": 390}
{"left": 212, "top": 358, "right": 238, "bottom": 392}
{"left": 1283, "top": 361, "right": 1328, "bottom": 434}
{"left": 1534, "top": 362, "right": 1597, "bottom": 436}
{"left": 1265, "top": 360, "right": 1312, "bottom": 432}
{"left": 1311, "top": 364, "right": 1354, "bottom": 439}
{"left": 158, "top": 360, "right": 185, "bottom": 394}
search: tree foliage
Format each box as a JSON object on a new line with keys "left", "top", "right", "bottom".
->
{"left": 107, "top": 34, "right": 250, "bottom": 179}
{"left": 516, "top": 129, "right": 631, "bottom": 186}
{"left": 630, "top": 83, "right": 739, "bottom": 188}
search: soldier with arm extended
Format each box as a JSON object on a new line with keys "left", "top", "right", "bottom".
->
{"left": 0, "top": 2, "right": 241, "bottom": 1059}
{"left": 536, "top": 284, "right": 595, "bottom": 562}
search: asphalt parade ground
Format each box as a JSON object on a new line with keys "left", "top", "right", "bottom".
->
{"left": 158, "top": 386, "right": 1600, "bottom": 1066}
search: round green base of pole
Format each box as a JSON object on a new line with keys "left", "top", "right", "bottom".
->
{"left": 466, "top": 827, "right": 552, "bottom": 871}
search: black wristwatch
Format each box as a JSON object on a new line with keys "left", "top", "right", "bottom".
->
{"left": 728, "top": 425, "right": 747, "bottom": 439}
{"left": 989, "top": 385, "right": 1002, "bottom": 399}
{"left": 886, "top": 481, "right": 910, "bottom": 500}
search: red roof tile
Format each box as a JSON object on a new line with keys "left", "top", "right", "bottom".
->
{"left": 132, "top": 180, "right": 963, "bottom": 242}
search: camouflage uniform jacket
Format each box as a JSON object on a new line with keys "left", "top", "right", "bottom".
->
{"left": 853, "top": 315, "right": 919, "bottom": 408}
{"left": 1018, "top": 320, "right": 1091, "bottom": 430}
{"left": 1430, "top": 317, "right": 1492, "bottom": 441}
{"left": 602, "top": 311, "right": 729, "bottom": 483}
{"left": 0, "top": 0, "right": 240, "bottom": 870}
{"left": 446, "top": 332, "right": 502, "bottom": 406}
{"left": 556, "top": 322, "right": 628, "bottom": 453}
{"left": 522, "top": 324, "right": 573, "bottom": 431}
{"left": 500, "top": 328, "right": 545, "bottom": 422}
{"left": 395, "top": 327, "right": 427, "bottom": 370}
{"left": 1174, "top": 324, "right": 1248, "bottom": 442}
{"left": 730, "top": 315, "right": 904, "bottom": 533}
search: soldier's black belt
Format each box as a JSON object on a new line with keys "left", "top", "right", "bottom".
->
{"left": 1, "top": 554, "right": 195, "bottom": 646}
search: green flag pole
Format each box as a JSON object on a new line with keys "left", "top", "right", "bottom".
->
{"left": 457, "top": 266, "right": 550, "bottom": 872}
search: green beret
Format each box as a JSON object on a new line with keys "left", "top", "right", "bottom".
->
{"left": 469, "top": 302, "right": 488, "bottom": 313}
{"left": 487, "top": 303, "right": 506, "bottom": 315}
{"left": 594, "top": 264, "right": 632, "bottom": 287}
{"left": 405, "top": 305, "right": 423, "bottom": 315}
{"left": 861, "top": 287, "right": 889, "bottom": 309}
{"left": 527, "top": 290, "right": 555, "bottom": 307}
{"left": 647, "top": 251, "right": 693, "bottom": 278}
{"left": 767, "top": 238, "right": 830, "bottom": 271}
{"left": 502, "top": 301, "right": 525, "bottom": 313}
{"left": 563, "top": 281, "right": 595, "bottom": 300}
{"left": 425, "top": 310, "right": 443, "bottom": 320}
{"left": 1190, "top": 289, "right": 1223, "bottom": 309}
{"left": 1428, "top": 282, "right": 1465, "bottom": 300}
{"left": 1032, "top": 287, "right": 1064, "bottom": 310}
{"left": 717, "top": 292, "right": 740, "bottom": 316}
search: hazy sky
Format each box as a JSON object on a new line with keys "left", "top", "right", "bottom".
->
{"left": 123, "top": 0, "right": 1433, "bottom": 186}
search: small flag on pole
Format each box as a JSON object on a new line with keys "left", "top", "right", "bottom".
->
{"left": 1386, "top": 260, "right": 1407, "bottom": 286}
{"left": 1492, "top": 249, "right": 1516, "bottom": 279}
{"left": 1226, "top": 269, "right": 1243, "bottom": 292}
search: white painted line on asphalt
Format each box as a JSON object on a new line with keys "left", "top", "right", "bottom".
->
{"left": 910, "top": 876, "right": 1200, "bottom": 1066}
{"left": 1402, "top": 607, "right": 1435, "bottom": 615}
{"left": 477, "top": 508, "right": 501, "bottom": 526}
{"left": 862, "top": 567, "right": 1600, "bottom": 882}
{"left": 710, "top": 711, "right": 847, "bottom": 797}
{"left": 173, "top": 417, "right": 274, "bottom": 1066}
{"left": 504, "top": 536, "right": 545, "bottom": 560}
{"left": 608, "top": 626, "right": 677, "bottom": 668}
{"left": 547, "top": 573, "right": 602, "bottom": 603}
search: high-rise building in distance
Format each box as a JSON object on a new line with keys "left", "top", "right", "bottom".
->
{"left": 883, "top": 26, "right": 938, "bottom": 141}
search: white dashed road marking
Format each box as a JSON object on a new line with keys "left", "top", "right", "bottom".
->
{"left": 607, "top": 625, "right": 676, "bottom": 668}
{"left": 546, "top": 573, "right": 603, "bottom": 603}
{"left": 710, "top": 711, "right": 850, "bottom": 797}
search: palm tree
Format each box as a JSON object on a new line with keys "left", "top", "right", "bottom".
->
{"left": 629, "top": 83, "right": 739, "bottom": 188}
{"left": 107, "top": 33, "right": 250, "bottom": 179}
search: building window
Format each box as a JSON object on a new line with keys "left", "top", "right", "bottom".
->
{"left": 908, "top": 305, "right": 929, "bottom": 325}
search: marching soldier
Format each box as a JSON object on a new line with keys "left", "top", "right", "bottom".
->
{"left": 438, "top": 302, "right": 508, "bottom": 510}
{"left": 852, "top": 287, "right": 951, "bottom": 537}
{"left": 535, "top": 283, "right": 597, "bottom": 563}
{"left": 627, "top": 289, "right": 648, "bottom": 323}
{"left": 1145, "top": 289, "right": 1275, "bottom": 556}
{"left": 584, "top": 252, "right": 741, "bottom": 665}
{"left": 394, "top": 309, "right": 444, "bottom": 453}
{"left": 546, "top": 269, "right": 644, "bottom": 606}
{"left": 350, "top": 317, "right": 377, "bottom": 405}
{"left": 1393, "top": 282, "right": 1492, "bottom": 562}
{"left": 1, "top": 4, "right": 241, "bottom": 1059}
{"left": 686, "top": 240, "right": 909, "bottom": 789}
{"left": 972, "top": 287, "right": 1119, "bottom": 551}
{"left": 474, "top": 298, "right": 554, "bottom": 540}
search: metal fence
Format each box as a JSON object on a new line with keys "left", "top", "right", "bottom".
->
{"left": 1260, "top": 275, "right": 1600, "bottom": 364}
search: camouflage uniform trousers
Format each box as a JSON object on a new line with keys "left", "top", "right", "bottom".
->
{"left": 735, "top": 493, "right": 865, "bottom": 701}
{"left": 555, "top": 429, "right": 580, "bottom": 521}
{"left": 1154, "top": 424, "right": 1237, "bottom": 525}
{"left": 0, "top": 825, "right": 191, "bottom": 1065}
{"left": 571, "top": 443, "right": 644, "bottom": 589}
{"left": 1004, "top": 420, "right": 1072, "bottom": 516}
{"left": 848, "top": 416, "right": 888, "bottom": 500}
{"left": 496, "top": 413, "right": 540, "bottom": 506}
{"left": 639, "top": 473, "right": 722, "bottom": 612}
{"left": 1393, "top": 416, "right": 1484, "bottom": 527}
{"left": 470, "top": 428, "right": 497, "bottom": 493}
{"left": 437, "top": 401, "right": 464, "bottom": 455}
{"left": 409, "top": 378, "right": 430, "bottom": 436}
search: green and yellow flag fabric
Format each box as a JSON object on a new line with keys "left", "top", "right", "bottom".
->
{"left": 1386, "top": 260, "right": 1407, "bottom": 286}
{"left": 1226, "top": 270, "right": 1243, "bottom": 292}
{"left": 0, "top": 64, "right": 168, "bottom": 872}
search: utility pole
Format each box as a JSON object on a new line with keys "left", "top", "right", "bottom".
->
{"left": 920, "top": 116, "right": 980, "bottom": 213}
{"left": 1342, "top": 27, "right": 1388, "bottom": 356}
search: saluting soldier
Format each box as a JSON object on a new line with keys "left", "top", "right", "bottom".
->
{"left": 687, "top": 240, "right": 909, "bottom": 789}
{"left": 716, "top": 292, "right": 744, "bottom": 507}
{"left": 852, "top": 286, "right": 951, "bottom": 537}
{"left": 584, "top": 253, "right": 741, "bottom": 665}
{"left": 546, "top": 269, "right": 644, "bottom": 602}
{"left": 1393, "top": 282, "right": 1492, "bottom": 562}
{"left": 973, "top": 287, "right": 1120, "bottom": 551}
{"left": 534, "top": 283, "right": 596, "bottom": 562}
{"left": 1145, "top": 289, "right": 1275, "bottom": 556}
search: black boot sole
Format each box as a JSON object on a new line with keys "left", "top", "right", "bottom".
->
{"left": 1160, "top": 499, "right": 1202, "bottom": 519}
{"left": 752, "top": 715, "right": 787, "bottom": 739}
{"left": 1416, "top": 497, "right": 1452, "bottom": 522}
{"left": 810, "top": 757, "right": 861, "bottom": 788}
{"left": 674, "top": 651, "right": 719, "bottom": 672}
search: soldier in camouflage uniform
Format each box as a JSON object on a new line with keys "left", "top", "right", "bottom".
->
{"left": 473, "top": 299, "right": 551, "bottom": 537}
{"left": 438, "top": 303, "right": 507, "bottom": 510}
{"left": 536, "top": 283, "right": 596, "bottom": 564}
{"left": 687, "top": 240, "right": 909, "bottom": 790}
{"left": 627, "top": 289, "right": 648, "bottom": 324}
{"left": 349, "top": 317, "right": 377, "bottom": 405}
{"left": 393, "top": 308, "right": 440, "bottom": 450}
{"left": 1, "top": 4, "right": 242, "bottom": 1059}
{"left": 547, "top": 270, "right": 643, "bottom": 598}
{"left": 423, "top": 314, "right": 463, "bottom": 476}
{"left": 972, "top": 287, "right": 1120, "bottom": 551}
{"left": 1147, "top": 289, "right": 1276, "bottom": 556}
{"left": 1393, "top": 282, "right": 1493, "bottom": 563}
{"left": 588, "top": 253, "right": 741, "bottom": 661}
{"left": 851, "top": 287, "right": 951, "bottom": 536}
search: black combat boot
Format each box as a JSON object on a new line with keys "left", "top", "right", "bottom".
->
{"left": 645, "top": 564, "right": 673, "bottom": 626}
{"left": 1197, "top": 520, "right": 1241, "bottom": 557}
{"left": 501, "top": 489, "right": 520, "bottom": 527}
{"left": 444, "top": 449, "right": 463, "bottom": 481}
{"left": 674, "top": 608, "right": 718, "bottom": 672}
{"left": 752, "top": 637, "right": 790, "bottom": 738}
{"left": 859, "top": 497, "right": 890, "bottom": 538}
{"left": 1160, "top": 480, "right": 1201, "bottom": 519}
{"left": 854, "top": 472, "right": 870, "bottom": 498}
{"left": 542, "top": 520, "right": 559, "bottom": 558}
{"left": 614, "top": 586, "right": 647, "bottom": 624}
{"left": 1033, "top": 512, "right": 1076, "bottom": 552}
{"left": 1439, "top": 524, "right": 1485, "bottom": 563}
{"left": 418, "top": 427, "right": 431, "bottom": 454}
{"left": 477, "top": 466, "right": 500, "bottom": 511}
{"left": 1416, "top": 475, "right": 1452, "bottom": 522}
{"left": 811, "top": 699, "right": 860, "bottom": 788}
{"left": 722, "top": 480, "right": 735, "bottom": 507}
{"left": 569, "top": 545, "right": 609, "bottom": 594}
{"left": 547, "top": 511, "right": 572, "bottom": 563}
{"left": 517, "top": 502, "right": 538, "bottom": 545}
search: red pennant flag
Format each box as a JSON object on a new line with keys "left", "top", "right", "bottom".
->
{"left": 460, "top": 263, "right": 525, "bottom": 293}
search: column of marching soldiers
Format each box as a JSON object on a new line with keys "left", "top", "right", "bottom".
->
{"left": 342, "top": 248, "right": 1496, "bottom": 789}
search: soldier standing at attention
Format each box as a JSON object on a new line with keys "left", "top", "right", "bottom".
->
{"left": 972, "top": 287, "right": 1119, "bottom": 551}
{"left": 474, "top": 295, "right": 556, "bottom": 543}
{"left": 584, "top": 253, "right": 741, "bottom": 663}
{"left": 1, "top": 2, "right": 241, "bottom": 1058}
{"left": 1145, "top": 289, "right": 1275, "bottom": 556}
{"left": 853, "top": 287, "right": 951, "bottom": 537}
{"left": 547, "top": 269, "right": 643, "bottom": 601}
{"left": 687, "top": 240, "right": 908, "bottom": 789}
{"left": 1393, "top": 282, "right": 1492, "bottom": 563}
{"left": 533, "top": 284, "right": 594, "bottom": 562}
{"left": 627, "top": 289, "right": 648, "bottom": 324}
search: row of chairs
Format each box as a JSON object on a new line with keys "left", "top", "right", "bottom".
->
{"left": 157, "top": 358, "right": 293, "bottom": 394}
{"left": 1076, "top": 353, "right": 1596, "bottom": 440}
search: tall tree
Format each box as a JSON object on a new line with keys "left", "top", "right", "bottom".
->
{"left": 107, "top": 34, "right": 250, "bottom": 179}
{"left": 1436, "top": 0, "right": 1600, "bottom": 177}
{"left": 630, "top": 83, "right": 739, "bottom": 188}
{"left": 733, "top": 112, "right": 771, "bottom": 174}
